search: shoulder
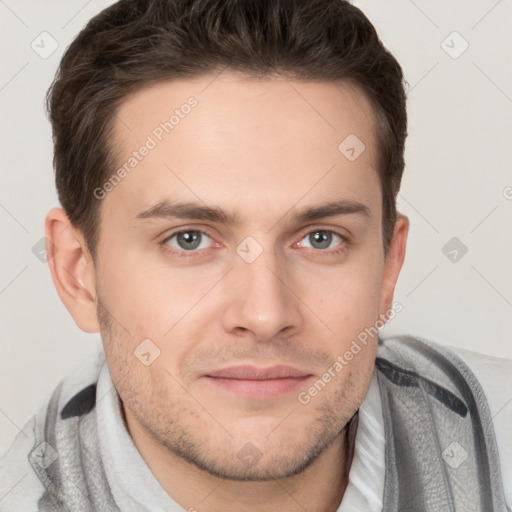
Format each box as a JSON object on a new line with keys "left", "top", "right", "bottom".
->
{"left": 445, "top": 343, "right": 512, "bottom": 509}
{"left": 0, "top": 414, "right": 44, "bottom": 510}
{"left": 0, "top": 348, "right": 107, "bottom": 511}
{"left": 378, "top": 334, "right": 512, "bottom": 509}
{"left": 443, "top": 343, "right": 512, "bottom": 401}
{"left": 377, "top": 334, "right": 512, "bottom": 401}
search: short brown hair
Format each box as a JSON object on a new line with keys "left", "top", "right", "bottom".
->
{"left": 47, "top": 0, "right": 407, "bottom": 262}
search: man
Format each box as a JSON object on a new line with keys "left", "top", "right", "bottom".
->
{"left": 0, "top": 0, "right": 510, "bottom": 510}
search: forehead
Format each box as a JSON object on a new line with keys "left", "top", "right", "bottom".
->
{"left": 104, "top": 72, "right": 381, "bottom": 226}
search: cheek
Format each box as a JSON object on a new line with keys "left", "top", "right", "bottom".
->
{"left": 311, "top": 258, "right": 383, "bottom": 331}
{"left": 97, "top": 249, "right": 189, "bottom": 336}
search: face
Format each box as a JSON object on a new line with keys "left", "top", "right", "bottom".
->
{"left": 86, "top": 72, "right": 405, "bottom": 480}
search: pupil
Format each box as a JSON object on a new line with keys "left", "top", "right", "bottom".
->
{"left": 178, "top": 231, "right": 201, "bottom": 250}
{"left": 311, "top": 231, "right": 331, "bottom": 249}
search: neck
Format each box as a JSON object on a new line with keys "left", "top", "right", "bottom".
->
{"left": 124, "top": 408, "right": 359, "bottom": 512}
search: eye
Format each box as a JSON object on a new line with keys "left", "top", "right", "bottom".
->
{"left": 159, "top": 227, "right": 348, "bottom": 259}
{"left": 297, "top": 229, "right": 346, "bottom": 252}
{"left": 162, "top": 229, "right": 215, "bottom": 254}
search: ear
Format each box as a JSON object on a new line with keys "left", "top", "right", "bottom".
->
{"left": 379, "top": 214, "right": 409, "bottom": 321}
{"left": 45, "top": 207, "right": 100, "bottom": 333}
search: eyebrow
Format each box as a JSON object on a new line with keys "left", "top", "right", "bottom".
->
{"left": 134, "top": 199, "right": 371, "bottom": 225}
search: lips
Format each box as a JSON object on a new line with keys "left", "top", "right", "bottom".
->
{"left": 203, "top": 365, "right": 313, "bottom": 398}
{"left": 206, "top": 365, "right": 310, "bottom": 380}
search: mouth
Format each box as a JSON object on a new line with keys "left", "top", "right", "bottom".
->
{"left": 202, "top": 365, "right": 313, "bottom": 398}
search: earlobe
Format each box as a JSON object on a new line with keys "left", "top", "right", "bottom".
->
{"left": 379, "top": 214, "right": 409, "bottom": 322}
{"left": 45, "top": 207, "right": 100, "bottom": 333}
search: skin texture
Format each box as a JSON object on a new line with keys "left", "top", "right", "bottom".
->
{"left": 46, "top": 72, "right": 409, "bottom": 512}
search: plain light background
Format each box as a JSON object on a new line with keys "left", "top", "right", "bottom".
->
{"left": 1, "top": 0, "right": 511, "bottom": 455}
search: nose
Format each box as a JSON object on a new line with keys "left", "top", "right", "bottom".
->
{"left": 220, "top": 245, "right": 304, "bottom": 342}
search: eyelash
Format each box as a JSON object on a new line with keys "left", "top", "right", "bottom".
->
{"left": 158, "top": 227, "right": 349, "bottom": 259}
